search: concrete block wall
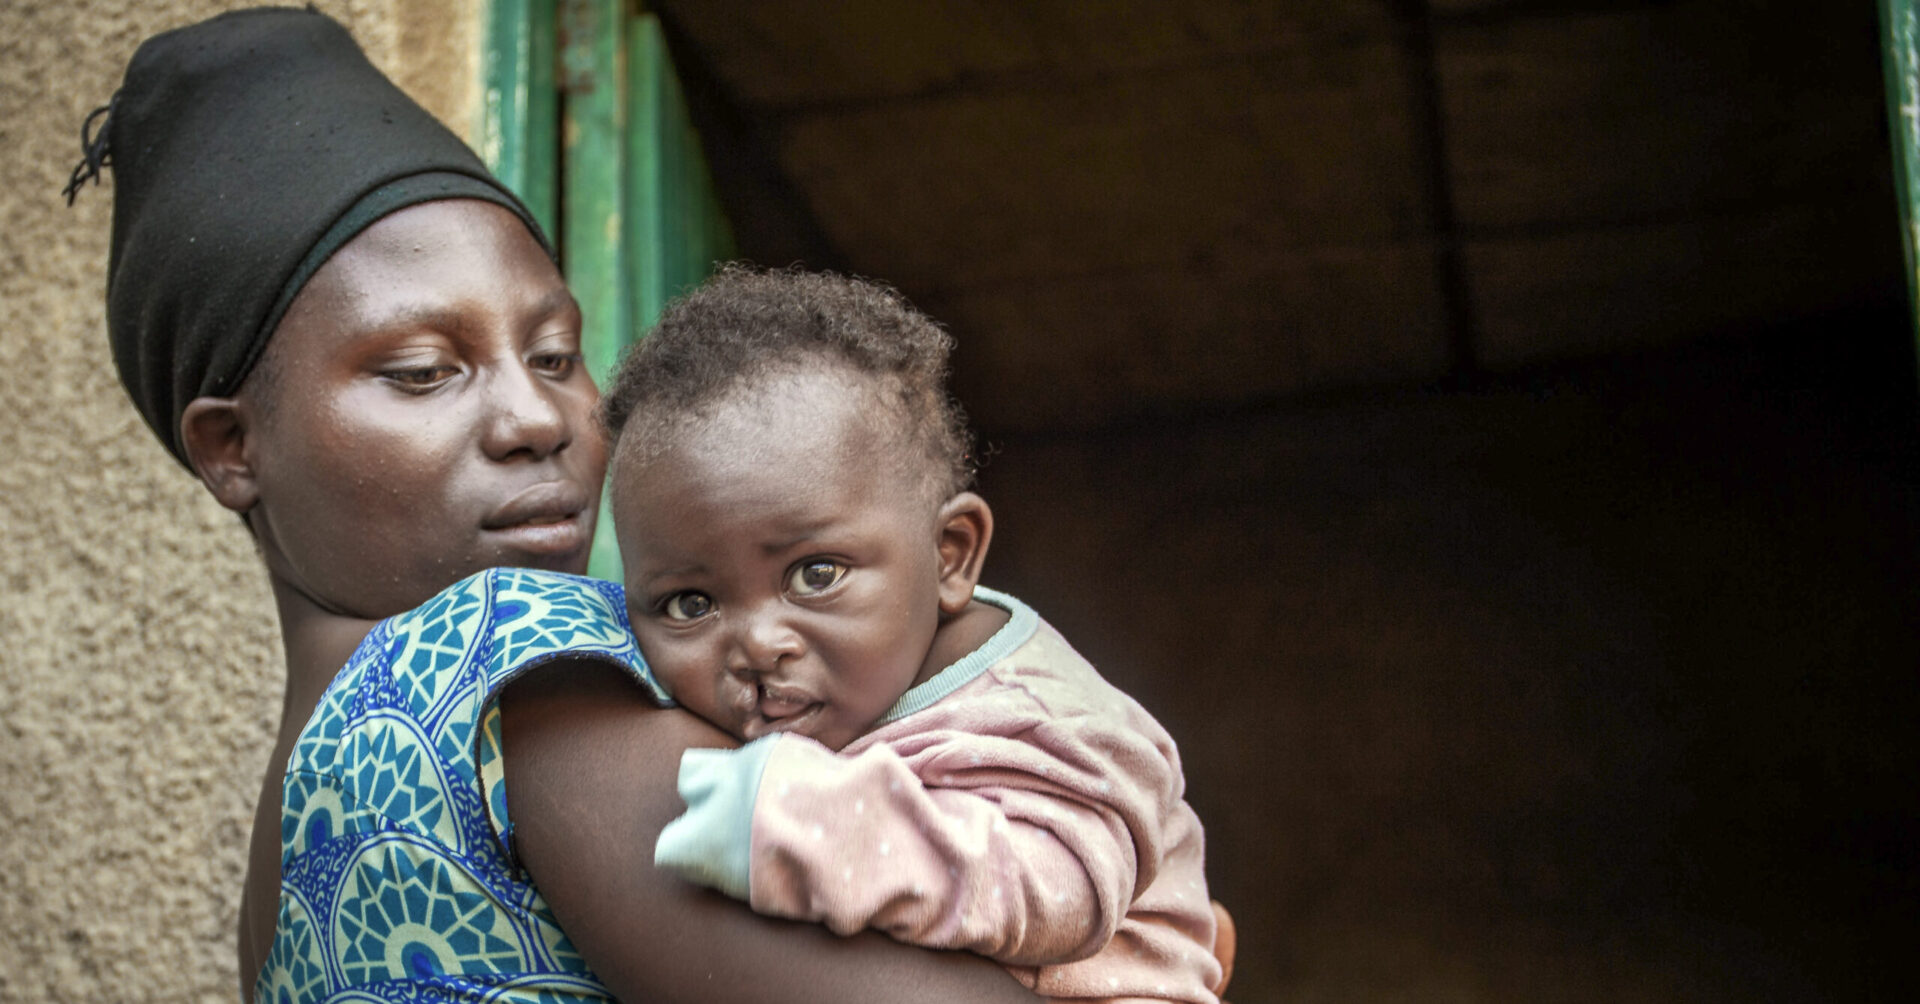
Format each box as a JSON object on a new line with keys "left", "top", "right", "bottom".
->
{"left": 0, "top": 3, "right": 477, "bottom": 999}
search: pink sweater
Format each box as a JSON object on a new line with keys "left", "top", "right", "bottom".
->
{"left": 655, "top": 589, "right": 1219, "bottom": 1002}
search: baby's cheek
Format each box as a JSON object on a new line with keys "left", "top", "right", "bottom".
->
{"left": 656, "top": 660, "right": 703, "bottom": 704}
{"left": 701, "top": 668, "right": 735, "bottom": 711}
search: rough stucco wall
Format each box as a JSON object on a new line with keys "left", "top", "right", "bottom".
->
{"left": 0, "top": 2, "right": 478, "bottom": 999}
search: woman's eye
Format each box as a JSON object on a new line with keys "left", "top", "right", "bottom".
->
{"left": 382, "top": 365, "right": 457, "bottom": 389}
{"left": 788, "top": 560, "right": 846, "bottom": 596}
{"left": 531, "top": 352, "right": 579, "bottom": 378}
{"left": 662, "top": 592, "right": 714, "bottom": 621}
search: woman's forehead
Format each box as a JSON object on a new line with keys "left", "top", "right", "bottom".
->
{"left": 328, "top": 200, "right": 556, "bottom": 283}
{"left": 280, "top": 200, "right": 568, "bottom": 337}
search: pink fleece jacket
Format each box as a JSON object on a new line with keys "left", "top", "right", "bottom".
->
{"left": 655, "top": 588, "right": 1219, "bottom": 1003}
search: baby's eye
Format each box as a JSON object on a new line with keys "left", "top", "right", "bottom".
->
{"left": 787, "top": 560, "right": 846, "bottom": 596}
{"left": 662, "top": 591, "right": 714, "bottom": 621}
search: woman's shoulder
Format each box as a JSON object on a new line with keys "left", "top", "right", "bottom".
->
{"left": 289, "top": 567, "right": 666, "bottom": 809}
{"left": 366, "top": 567, "right": 669, "bottom": 705}
{"left": 261, "top": 568, "right": 661, "bottom": 1002}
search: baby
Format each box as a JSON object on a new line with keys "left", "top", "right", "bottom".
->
{"left": 601, "top": 266, "right": 1220, "bottom": 1002}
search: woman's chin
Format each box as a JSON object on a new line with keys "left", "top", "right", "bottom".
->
{"left": 480, "top": 518, "right": 595, "bottom": 574}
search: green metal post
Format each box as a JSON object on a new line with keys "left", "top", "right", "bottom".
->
{"left": 560, "top": 0, "right": 629, "bottom": 582}
{"left": 627, "top": 15, "right": 669, "bottom": 334}
{"left": 560, "top": 0, "right": 628, "bottom": 386}
{"left": 478, "top": 0, "right": 558, "bottom": 237}
{"left": 627, "top": 13, "right": 736, "bottom": 332}
{"left": 1880, "top": 0, "right": 1920, "bottom": 346}
{"left": 481, "top": 1, "right": 736, "bottom": 582}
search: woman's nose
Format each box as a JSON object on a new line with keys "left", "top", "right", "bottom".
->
{"left": 481, "top": 361, "right": 573, "bottom": 461}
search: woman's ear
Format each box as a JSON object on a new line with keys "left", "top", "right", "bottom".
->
{"left": 933, "top": 491, "right": 994, "bottom": 616}
{"left": 180, "top": 396, "right": 261, "bottom": 514}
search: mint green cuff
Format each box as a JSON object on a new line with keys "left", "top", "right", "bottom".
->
{"left": 652, "top": 735, "right": 780, "bottom": 900}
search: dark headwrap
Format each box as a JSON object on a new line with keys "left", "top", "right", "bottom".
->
{"left": 68, "top": 6, "right": 553, "bottom": 469}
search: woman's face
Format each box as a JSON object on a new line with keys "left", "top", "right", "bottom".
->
{"left": 237, "top": 199, "right": 605, "bottom": 619}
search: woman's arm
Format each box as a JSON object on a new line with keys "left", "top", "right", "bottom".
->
{"left": 500, "top": 661, "right": 1041, "bottom": 1004}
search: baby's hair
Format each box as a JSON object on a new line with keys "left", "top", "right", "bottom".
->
{"left": 600, "top": 264, "right": 976, "bottom": 502}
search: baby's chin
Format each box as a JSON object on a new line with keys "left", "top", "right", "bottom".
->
{"left": 738, "top": 702, "right": 827, "bottom": 743}
{"left": 737, "top": 705, "right": 881, "bottom": 751}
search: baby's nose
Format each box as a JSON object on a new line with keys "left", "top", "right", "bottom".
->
{"left": 731, "top": 608, "right": 805, "bottom": 673}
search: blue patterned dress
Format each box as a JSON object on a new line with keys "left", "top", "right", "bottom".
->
{"left": 254, "top": 568, "right": 669, "bottom": 1004}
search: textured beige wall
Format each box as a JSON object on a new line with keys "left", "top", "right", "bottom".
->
{"left": 0, "top": 2, "right": 478, "bottom": 999}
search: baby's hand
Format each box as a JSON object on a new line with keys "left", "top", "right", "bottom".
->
{"left": 653, "top": 737, "right": 782, "bottom": 900}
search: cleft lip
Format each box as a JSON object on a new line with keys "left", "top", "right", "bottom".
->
{"left": 482, "top": 481, "right": 591, "bottom": 530}
{"left": 736, "top": 681, "right": 824, "bottom": 741}
{"left": 756, "top": 681, "right": 817, "bottom": 720}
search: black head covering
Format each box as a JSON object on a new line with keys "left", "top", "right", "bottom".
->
{"left": 72, "top": 6, "right": 553, "bottom": 469}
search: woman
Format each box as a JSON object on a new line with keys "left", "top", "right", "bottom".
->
{"left": 83, "top": 9, "right": 1038, "bottom": 1002}
{"left": 84, "top": 9, "right": 1231, "bottom": 1003}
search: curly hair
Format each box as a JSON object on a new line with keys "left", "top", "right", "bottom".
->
{"left": 600, "top": 264, "right": 976, "bottom": 502}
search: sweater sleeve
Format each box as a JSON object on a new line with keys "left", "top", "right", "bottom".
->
{"left": 652, "top": 736, "right": 781, "bottom": 901}
{"left": 753, "top": 734, "right": 1139, "bottom": 966}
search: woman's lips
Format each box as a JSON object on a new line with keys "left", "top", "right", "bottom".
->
{"left": 482, "top": 482, "right": 592, "bottom": 556}
{"left": 481, "top": 513, "right": 588, "bottom": 556}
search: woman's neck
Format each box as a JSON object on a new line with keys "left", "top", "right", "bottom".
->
{"left": 241, "top": 575, "right": 384, "bottom": 995}
{"left": 269, "top": 576, "right": 379, "bottom": 725}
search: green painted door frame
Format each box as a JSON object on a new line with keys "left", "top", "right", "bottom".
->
{"left": 479, "top": 0, "right": 558, "bottom": 237}
{"left": 478, "top": 0, "right": 735, "bottom": 581}
{"left": 1881, "top": 0, "right": 1920, "bottom": 351}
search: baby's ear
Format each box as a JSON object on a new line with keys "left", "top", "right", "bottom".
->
{"left": 180, "top": 396, "right": 261, "bottom": 514}
{"left": 933, "top": 492, "right": 993, "bottom": 616}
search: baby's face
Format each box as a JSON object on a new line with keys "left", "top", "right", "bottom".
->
{"left": 613, "top": 368, "right": 946, "bottom": 751}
